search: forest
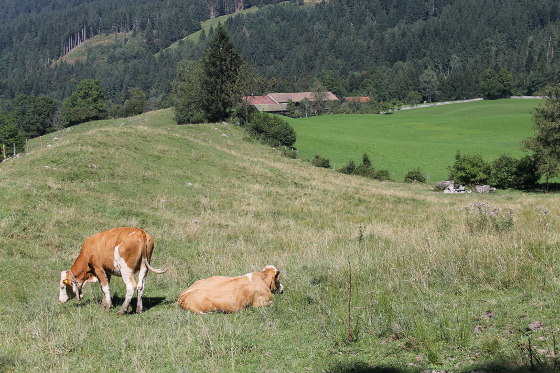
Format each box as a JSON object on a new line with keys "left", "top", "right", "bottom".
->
{"left": 2, "top": 0, "right": 560, "bottom": 126}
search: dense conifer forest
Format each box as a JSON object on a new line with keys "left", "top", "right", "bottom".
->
{"left": 2, "top": 0, "right": 560, "bottom": 111}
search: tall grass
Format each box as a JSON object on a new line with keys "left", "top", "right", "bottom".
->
{"left": 1, "top": 109, "right": 559, "bottom": 372}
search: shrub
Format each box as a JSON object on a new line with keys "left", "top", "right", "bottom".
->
{"left": 374, "top": 170, "right": 392, "bottom": 181}
{"left": 490, "top": 155, "right": 518, "bottom": 188}
{"left": 354, "top": 153, "right": 375, "bottom": 178}
{"left": 338, "top": 160, "right": 356, "bottom": 174}
{"left": 107, "top": 104, "right": 126, "bottom": 119}
{"left": 448, "top": 151, "right": 491, "bottom": 186}
{"left": 311, "top": 155, "right": 330, "bottom": 168}
{"left": 490, "top": 154, "right": 541, "bottom": 189}
{"left": 247, "top": 112, "right": 296, "bottom": 147}
{"left": 404, "top": 168, "right": 426, "bottom": 183}
{"left": 514, "top": 156, "right": 540, "bottom": 189}
{"left": 282, "top": 147, "right": 298, "bottom": 159}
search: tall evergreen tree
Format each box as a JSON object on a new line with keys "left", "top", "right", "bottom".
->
{"left": 523, "top": 84, "right": 560, "bottom": 183}
{"left": 200, "top": 24, "right": 244, "bottom": 122}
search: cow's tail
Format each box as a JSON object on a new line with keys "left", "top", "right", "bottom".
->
{"left": 141, "top": 230, "right": 167, "bottom": 274}
{"left": 143, "top": 257, "right": 167, "bottom": 274}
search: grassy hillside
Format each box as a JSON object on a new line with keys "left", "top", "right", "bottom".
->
{"left": 161, "top": 7, "right": 259, "bottom": 54}
{"left": 57, "top": 33, "right": 132, "bottom": 65}
{"left": 1, "top": 109, "right": 559, "bottom": 372}
{"left": 287, "top": 99, "right": 539, "bottom": 182}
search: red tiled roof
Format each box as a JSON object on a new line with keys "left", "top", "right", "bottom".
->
{"left": 268, "top": 92, "right": 338, "bottom": 103}
{"left": 346, "top": 96, "right": 371, "bottom": 103}
{"left": 243, "top": 95, "right": 277, "bottom": 105}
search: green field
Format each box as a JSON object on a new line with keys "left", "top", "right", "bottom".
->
{"left": 1, "top": 108, "right": 560, "bottom": 372}
{"left": 287, "top": 99, "right": 540, "bottom": 182}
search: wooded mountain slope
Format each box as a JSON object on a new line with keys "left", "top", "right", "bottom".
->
{"left": 1, "top": 0, "right": 560, "bottom": 107}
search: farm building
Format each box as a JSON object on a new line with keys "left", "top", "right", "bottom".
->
{"left": 243, "top": 92, "right": 339, "bottom": 113}
{"left": 345, "top": 96, "right": 371, "bottom": 103}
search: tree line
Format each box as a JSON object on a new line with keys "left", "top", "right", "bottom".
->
{"left": 3, "top": 22, "right": 560, "bottom": 192}
{"left": 3, "top": 0, "right": 560, "bottom": 110}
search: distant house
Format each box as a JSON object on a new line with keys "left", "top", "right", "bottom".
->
{"left": 345, "top": 96, "right": 371, "bottom": 103}
{"left": 243, "top": 92, "right": 339, "bottom": 113}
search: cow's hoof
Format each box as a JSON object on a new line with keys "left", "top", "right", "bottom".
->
{"left": 117, "top": 309, "right": 128, "bottom": 315}
{"left": 135, "top": 308, "right": 143, "bottom": 314}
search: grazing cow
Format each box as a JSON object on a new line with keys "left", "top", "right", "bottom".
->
{"left": 59, "top": 227, "right": 166, "bottom": 314}
{"left": 178, "top": 265, "right": 284, "bottom": 314}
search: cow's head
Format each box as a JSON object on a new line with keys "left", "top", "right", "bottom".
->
{"left": 263, "top": 265, "right": 284, "bottom": 294}
{"left": 59, "top": 271, "right": 97, "bottom": 303}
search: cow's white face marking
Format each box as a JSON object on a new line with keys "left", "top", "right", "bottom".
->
{"left": 59, "top": 271, "right": 77, "bottom": 302}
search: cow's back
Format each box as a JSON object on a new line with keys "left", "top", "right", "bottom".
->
{"left": 82, "top": 227, "right": 149, "bottom": 272}
{"left": 178, "top": 275, "right": 253, "bottom": 313}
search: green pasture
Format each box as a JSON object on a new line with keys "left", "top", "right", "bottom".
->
{"left": 1, "top": 108, "right": 560, "bottom": 372}
{"left": 287, "top": 99, "right": 540, "bottom": 182}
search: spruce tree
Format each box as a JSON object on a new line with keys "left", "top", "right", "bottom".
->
{"left": 200, "top": 24, "right": 244, "bottom": 122}
{"left": 523, "top": 84, "right": 560, "bottom": 183}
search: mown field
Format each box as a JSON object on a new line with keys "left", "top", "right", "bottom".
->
{"left": 1, "top": 108, "right": 559, "bottom": 372}
{"left": 287, "top": 99, "right": 540, "bottom": 182}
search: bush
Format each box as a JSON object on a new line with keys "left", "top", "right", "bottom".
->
{"left": 514, "top": 155, "right": 541, "bottom": 189}
{"left": 247, "top": 112, "right": 296, "bottom": 147}
{"left": 282, "top": 147, "right": 298, "bottom": 159}
{"left": 107, "top": 104, "right": 126, "bottom": 119}
{"left": 354, "top": 153, "right": 375, "bottom": 178}
{"left": 490, "top": 154, "right": 541, "bottom": 189}
{"left": 448, "top": 151, "right": 491, "bottom": 186}
{"left": 311, "top": 155, "right": 330, "bottom": 168}
{"left": 338, "top": 160, "right": 356, "bottom": 174}
{"left": 490, "top": 155, "right": 518, "bottom": 188}
{"left": 404, "top": 168, "right": 426, "bottom": 183}
{"left": 123, "top": 87, "right": 147, "bottom": 116}
{"left": 374, "top": 170, "right": 392, "bottom": 181}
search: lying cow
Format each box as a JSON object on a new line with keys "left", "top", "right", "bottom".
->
{"left": 59, "top": 227, "right": 166, "bottom": 314}
{"left": 178, "top": 265, "right": 284, "bottom": 314}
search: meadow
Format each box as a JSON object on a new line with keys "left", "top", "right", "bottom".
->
{"left": 287, "top": 99, "right": 540, "bottom": 182}
{"left": 1, "top": 108, "right": 559, "bottom": 372}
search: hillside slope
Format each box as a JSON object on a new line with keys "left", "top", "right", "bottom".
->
{"left": 1, "top": 110, "right": 559, "bottom": 371}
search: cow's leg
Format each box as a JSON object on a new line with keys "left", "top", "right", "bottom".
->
{"left": 118, "top": 265, "right": 136, "bottom": 315}
{"left": 96, "top": 270, "right": 112, "bottom": 309}
{"left": 135, "top": 264, "right": 148, "bottom": 313}
{"left": 252, "top": 293, "right": 273, "bottom": 308}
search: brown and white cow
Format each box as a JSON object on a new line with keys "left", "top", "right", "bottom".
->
{"left": 59, "top": 227, "right": 166, "bottom": 314}
{"left": 178, "top": 265, "right": 283, "bottom": 314}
